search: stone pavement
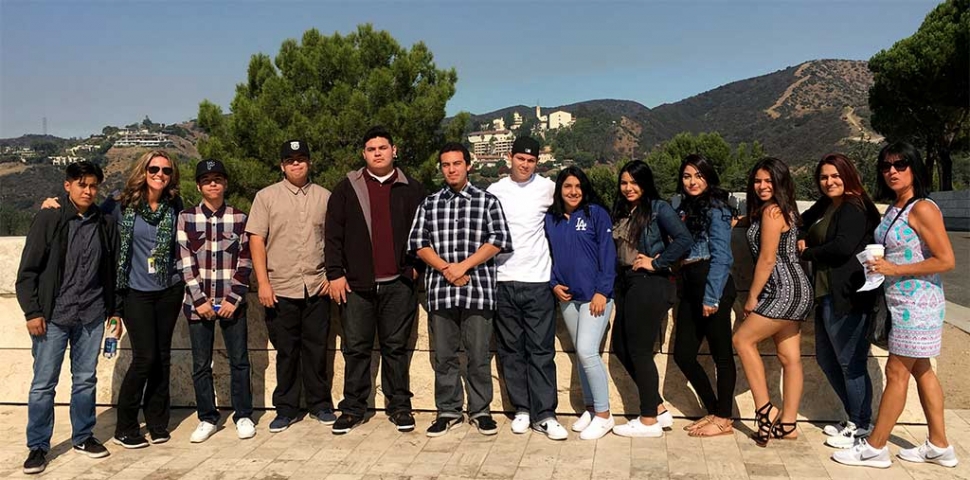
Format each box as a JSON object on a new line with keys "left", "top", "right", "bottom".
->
{"left": 2, "top": 407, "right": 970, "bottom": 479}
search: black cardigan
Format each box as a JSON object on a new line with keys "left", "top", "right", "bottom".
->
{"left": 799, "top": 198, "right": 879, "bottom": 316}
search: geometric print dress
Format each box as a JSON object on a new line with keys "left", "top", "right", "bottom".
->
{"left": 874, "top": 199, "right": 946, "bottom": 358}
{"left": 746, "top": 218, "right": 813, "bottom": 321}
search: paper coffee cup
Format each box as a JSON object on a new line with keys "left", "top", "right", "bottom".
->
{"left": 865, "top": 244, "right": 885, "bottom": 259}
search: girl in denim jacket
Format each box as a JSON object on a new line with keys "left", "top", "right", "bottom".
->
{"left": 673, "top": 154, "right": 738, "bottom": 438}
{"left": 610, "top": 161, "right": 692, "bottom": 438}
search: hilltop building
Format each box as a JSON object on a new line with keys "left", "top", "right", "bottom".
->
{"left": 114, "top": 130, "right": 173, "bottom": 148}
{"left": 467, "top": 129, "right": 514, "bottom": 156}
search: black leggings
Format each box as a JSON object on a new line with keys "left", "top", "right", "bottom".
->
{"left": 612, "top": 271, "right": 674, "bottom": 417}
{"left": 115, "top": 283, "right": 184, "bottom": 437}
{"left": 673, "top": 261, "right": 737, "bottom": 418}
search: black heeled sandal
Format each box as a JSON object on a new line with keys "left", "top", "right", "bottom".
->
{"left": 751, "top": 402, "right": 778, "bottom": 447}
{"left": 771, "top": 421, "right": 798, "bottom": 440}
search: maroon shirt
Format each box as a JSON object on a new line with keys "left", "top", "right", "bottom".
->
{"left": 365, "top": 171, "right": 399, "bottom": 280}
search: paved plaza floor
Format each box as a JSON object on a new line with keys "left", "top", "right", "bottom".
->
{"left": 2, "top": 407, "right": 970, "bottom": 479}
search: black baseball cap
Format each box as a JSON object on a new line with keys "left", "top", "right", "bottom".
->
{"left": 511, "top": 136, "right": 540, "bottom": 158}
{"left": 281, "top": 139, "right": 310, "bottom": 161}
{"left": 195, "top": 159, "right": 228, "bottom": 181}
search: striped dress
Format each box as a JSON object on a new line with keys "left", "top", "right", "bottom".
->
{"left": 746, "top": 219, "right": 813, "bottom": 321}
{"left": 874, "top": 199, "right": 945, "bottom": 358}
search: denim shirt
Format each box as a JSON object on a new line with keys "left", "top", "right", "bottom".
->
{"left": 681, "top": 205, "right": 734, "bottom": 307}
{"left": 636, "top": 199, "right": 693, "bottom": 272}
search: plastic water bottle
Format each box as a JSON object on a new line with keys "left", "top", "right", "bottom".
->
{"left": 103, "top": 318, "right": 119, "bottom": 359}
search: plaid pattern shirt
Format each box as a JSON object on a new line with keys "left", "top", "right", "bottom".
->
{"left": 408, "top": 182, "right": 513, "bottom": 311}
{"left": 176, "top": 203, "right": 252, "bottom": 320}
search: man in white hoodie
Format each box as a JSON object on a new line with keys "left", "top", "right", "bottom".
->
{"left": 487, "top": 136, "right": 566, "bottom": 440}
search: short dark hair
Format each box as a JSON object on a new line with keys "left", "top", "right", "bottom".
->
{"left": 875, "top": 141, "right": 930, "bottom": 201}
{"left": 361, "top": 125, "right": 394, "bottom": 148}
{"left": 438, "top": 142, "right": 471, "bottom": 165}
{"left": 65, "top": 161, "right": 104, "bottom": 184}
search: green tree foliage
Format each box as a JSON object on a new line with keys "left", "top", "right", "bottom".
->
{"left": 547, "top": 109, "right": 615, "bottom": 165}
{"left": 642, "top": 132, "right": 765, "bottom": 198}
{"left": 586, "top": 164, "right": 618, "bottom": 209}
{"left": 196, "top": 24, "right": 460, "bottom": 210}
{"left": 868, "top": 0, "right": 969, "bottom": 191}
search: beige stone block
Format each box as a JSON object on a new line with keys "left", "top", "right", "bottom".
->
{"left": 0, "top": 237, "right": 26, "bottom": 295}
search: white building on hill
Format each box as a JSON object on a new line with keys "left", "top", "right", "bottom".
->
{"left": 467, "top": 129, "right": 515, "bottom": 156}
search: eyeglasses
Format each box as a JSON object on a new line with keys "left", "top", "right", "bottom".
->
{"left": 877, "top": 159, "right": 911, "bottom": 173}
{"left": 282, "top": 157, "right": 308, "bottom": 165}
{"left": 147, "top": 166, "right": 174, "bottom": 176}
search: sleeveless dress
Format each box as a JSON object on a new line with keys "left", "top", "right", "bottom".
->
{"left": 874, "top": 199, "right": 946, "bottom": 358}
{"left": 746, "top": 218, "right": 813, "bottom": 321}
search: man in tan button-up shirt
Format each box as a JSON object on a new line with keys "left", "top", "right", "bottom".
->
{"left": 246, "top": 139, "right": 334, "bottom": 433}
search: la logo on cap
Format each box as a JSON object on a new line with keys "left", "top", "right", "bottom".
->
{"left": 206, "top": 160, "right": 216, "bottom": 169}
{"left": 525, "top": 148, "right": 532, "bottom": 153}
{"left": 290, "top": 141, "right": 300, "bottom": 150}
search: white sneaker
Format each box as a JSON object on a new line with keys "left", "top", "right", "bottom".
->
{"left": 190, "top": 421, "right": 218, "bottom": 443}
{"left": 831, "top": 439, "right": 892, "bottom": 468}
{"left": 511, "top": 413, "right": 531, "bottom": 434}
{"left": 825, "top": 422, "right": 871, "bottom": 449}
{"left": 612, "top": 418, "right": 663, "bottom": 438}
{"left": 898, "top": 439, "right": 959, "bottom": 468}
{"left": 657, "top": 410, "right": 674, "bottom": 429}
{"left": 824, "top": 420, "right": 849, "bottom": 436}
{"left": 572, "top": 411, "right": 593, "bottom": 432}
{"left": 235, "top": 418, "right": 256, "bottom": 440}
{"left": 532, "top": 419, "right": 568, "bottom": 440}
{"left": 579, "top": 415, "right": 615, "bottom": 440}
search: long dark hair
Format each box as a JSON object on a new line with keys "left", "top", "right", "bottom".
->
{"left": 874, "top": 141, "right": 930, "bottom": 202}
{"left": 676, "top": 154, "right": 730, "bottom": 236}
{"left": 612, "top": 160, "right": 661, "bottom": 244}
{"left": 548, "top": 166, "right": 603, "bottom": 221}
{"left": 814, "top": 152, "right": 880, "bottom": 225}
{"left": 746, "top": 157, "right": 799, "bottom": 226}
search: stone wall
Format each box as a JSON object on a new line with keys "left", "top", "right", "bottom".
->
{"left": 931, "top": 190, "right": 970, "bottom": 232}
{"left": 0, "top": 235, "right": 930, "bottom": 422}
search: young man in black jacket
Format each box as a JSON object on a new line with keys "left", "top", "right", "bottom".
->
{"left": 325, "top": 126, "right": 427, "bottom": 434}
{"left": 16, "top": 161, "right": 121, "bottom": 474}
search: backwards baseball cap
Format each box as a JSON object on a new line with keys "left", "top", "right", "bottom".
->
{"left": 280, "top": 139, "right": 310, "bottom": 161}
{"left": 511, "top": 136, "right": 540, "bottom": 157}
{"left": 195, "top": 159, "right": 228, "bottom": 181}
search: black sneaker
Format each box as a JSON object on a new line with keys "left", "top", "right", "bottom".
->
{"left": 310, "top": 408, "right": 337, "bottom": 425}
{"left": 149, "top": 429, "right": 170, "bottom": 444}
{"left": 73, "top": 437, "right": 110, "bottom": 458}
{"left": 390, "top": 411, "right": 416, "bottom": 432}
{"left": 471, "top": 415, "right": 498, "bottom": 435}
{"left": 112, "top": 434, "right": 149, "bottom": 449}
{"left": 332, "top": 413, "right": 363, "bottom": 435}
{"left": 23, "top": 449, "right": 46, "bottom": 474}
{"left": 426, "top": 416, "right": 463, "bottom": 438}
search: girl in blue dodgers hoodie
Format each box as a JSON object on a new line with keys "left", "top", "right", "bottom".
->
{"left": 543, "top": 167, "right": 617, "bottom": 440}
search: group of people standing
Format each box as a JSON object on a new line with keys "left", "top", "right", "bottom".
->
{"left": 16, "top": 124, "right": 957, "bottom": 474}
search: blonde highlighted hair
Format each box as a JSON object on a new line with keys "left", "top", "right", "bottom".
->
{"left": 119, "top": 150, "right": 180, "bottom": 208}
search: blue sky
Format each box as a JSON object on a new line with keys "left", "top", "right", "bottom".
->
{"left": 0, "top": 0, "right": 941, "bottom": 138}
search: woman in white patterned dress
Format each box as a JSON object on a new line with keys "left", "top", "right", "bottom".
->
{"left": 833, "top": 142, "right": 957, "bottom": 470}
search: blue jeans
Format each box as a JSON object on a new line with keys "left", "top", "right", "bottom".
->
{"left": 815, "top": 295, "right": 873, "bottom": 426}
{"left": 27, "top": 320, "right": 104, "bottom": 451}
{"left": 189, "top": 304, "right": 253, "bottom": 424}
{"left": 560, "top": 300, "right": 613, "bottom": 413}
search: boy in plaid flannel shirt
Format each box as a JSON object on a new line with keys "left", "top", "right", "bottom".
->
{"left": 176, "top": 159, "right": 255, "bottom": 443}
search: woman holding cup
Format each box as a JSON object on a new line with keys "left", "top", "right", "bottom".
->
{"left": 832, "top": 142, "right": 957, "bottom": 469}
{"left": 797, "top": 153, "right": 881, "bottom": 449}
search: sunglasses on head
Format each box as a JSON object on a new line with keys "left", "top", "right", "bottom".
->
{"left": 877, "top": 159, "right": 911, "bottom": 173}
{"left": 147, "top": 165, "right": 174, "bottom": 176}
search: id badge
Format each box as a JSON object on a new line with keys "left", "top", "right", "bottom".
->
{"left": 147, "top": 257, "right": 156, "bottom": 274}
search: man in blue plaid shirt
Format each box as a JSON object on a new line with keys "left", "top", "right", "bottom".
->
{"left": 176, "top": 159, "right": 255, "bottom": 443}
{"left": 408, "top": 142, "right": 512, "bottom": 438}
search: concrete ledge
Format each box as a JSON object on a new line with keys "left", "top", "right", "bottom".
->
{"left": 0, "top": 233, "right": 953, "bottom": 423}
